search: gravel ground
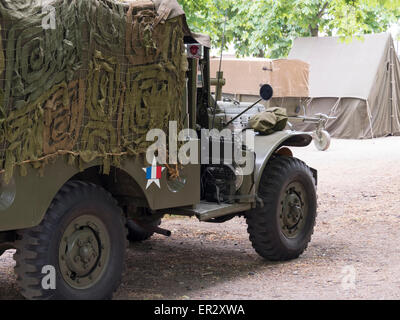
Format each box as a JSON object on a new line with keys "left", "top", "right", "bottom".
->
{"left": 1, "top": 136, "right": 400, "bottom": 300}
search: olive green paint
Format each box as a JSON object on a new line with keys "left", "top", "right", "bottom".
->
{"left": 0, "top": 156, "right": 200, "bottom": 231}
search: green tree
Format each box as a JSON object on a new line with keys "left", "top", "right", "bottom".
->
{"left": 178, "top": 0, "right": 400, "bottom": 58}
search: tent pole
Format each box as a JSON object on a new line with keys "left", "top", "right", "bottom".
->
{"left": 390, "top": 43, "right": 394, "bottom": 135}
{"left": 326, "top": 97, "right": 341, "bottom": 127}
{"left": 366, "top": 100, "right": 375, "bottom": 139}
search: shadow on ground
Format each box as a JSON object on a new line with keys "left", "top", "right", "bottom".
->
{"left": 115, "top": 237, "right": 292, "bottom": 300}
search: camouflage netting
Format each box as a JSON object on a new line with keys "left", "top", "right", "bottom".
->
{"left": 0, "top": 0, "right": 188, "bottom": 182}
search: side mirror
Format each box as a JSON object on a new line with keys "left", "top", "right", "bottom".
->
{"left": 260, "top": 84, "right": 273, "bottom": 101}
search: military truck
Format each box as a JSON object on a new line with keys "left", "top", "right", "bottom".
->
{"left": 0, "top": 0, "right": 317, "bottom": 300}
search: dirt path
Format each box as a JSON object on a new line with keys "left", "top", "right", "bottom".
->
{"left": 1, "top": 136, "right": 400, "bottom": 300}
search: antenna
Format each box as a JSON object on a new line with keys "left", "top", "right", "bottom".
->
{"left": 211, "top": 9, "right": 227, "bottom": 129}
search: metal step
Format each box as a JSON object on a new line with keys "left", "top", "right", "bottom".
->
{"left": 173, "top": 202, "right": 252, "bottom": 222}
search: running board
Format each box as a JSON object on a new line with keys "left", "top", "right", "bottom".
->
{"left": 171, "top": 202, "right": 252, "bottom": 222}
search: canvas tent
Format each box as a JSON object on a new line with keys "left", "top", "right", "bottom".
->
{"left": 210, "top": 58, "right": 310, "bottom": 98}
{"left": 288, "top": 33, "right": 400, "bottom": 139}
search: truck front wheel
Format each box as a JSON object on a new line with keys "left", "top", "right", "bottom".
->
{"left": 14, "top": 181, "right": 127, "bottom": 300}
{"left": 246, "top": 156, "right": 317, "bottom": 261}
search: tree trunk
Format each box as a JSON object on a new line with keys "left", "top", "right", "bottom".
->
{"left": 310, "top": 26, "right": 319, "bottom": 37}
{"left": 256, "top": 49, "right": 265, "bottom": 58}
{"left": 310, "top": 1, "right": 328, "bottom": 37}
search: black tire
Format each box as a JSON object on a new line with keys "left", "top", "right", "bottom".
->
{"left": 13, "top": 181, "right": 127, "bottom": 300}
{"left": 127, "top": 219, "right": 161, "bottom": 242}
{"left": 246, "top": 156, "right": 317, "bottom": 261}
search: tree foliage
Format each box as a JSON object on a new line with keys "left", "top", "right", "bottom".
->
{"left": 178, "top": 0, "right": 400, "bottom": 58}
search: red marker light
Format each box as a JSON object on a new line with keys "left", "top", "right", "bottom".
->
{"left": 190, "top": 45, "right": 199, "bottom": 56}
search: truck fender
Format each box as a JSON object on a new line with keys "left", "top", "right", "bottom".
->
{"left": 253, "top": 130, "right": 312, "bottom": 192}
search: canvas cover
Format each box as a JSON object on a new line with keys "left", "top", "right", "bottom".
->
{"left": 249, "top": 107, "right": 288, "bottom": 135}
{"left": 0, "top": 0, "right": 202, "bottom": 182}
{"left": 210, "top": 58, "right": 310, "bottom": 98}
{"left": 288, "top": 33, "right": 400, "bottom": 139}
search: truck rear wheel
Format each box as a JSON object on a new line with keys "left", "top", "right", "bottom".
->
{"left": 246, "top": 156, "right": 317, "bottom": 261}
{"left": 14, "top": 181, "right": 127, "bottom": 300}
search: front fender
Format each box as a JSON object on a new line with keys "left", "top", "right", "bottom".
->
{"left": 254, "top": 130, "right": 312, "bottom": 192}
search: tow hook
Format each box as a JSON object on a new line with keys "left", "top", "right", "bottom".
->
{"left": 127, "top": 219, "right": 172, "bottom": 237}
{"left": 146, "top": 225, "right": 172, "bottom": 237}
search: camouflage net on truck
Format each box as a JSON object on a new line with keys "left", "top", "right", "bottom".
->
{"left": 0, "top": 0, "right": 187, "bottom": 182}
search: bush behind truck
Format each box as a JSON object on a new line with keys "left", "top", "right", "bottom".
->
{"left": 0, "top": 0, "right": 317, "bottom": 299}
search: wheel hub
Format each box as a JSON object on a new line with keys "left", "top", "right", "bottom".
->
{"left": 59, "top": 215, "right": 110, "bottom": 289}
{"left": 65, "top": 229, "right": 99, "bottom": 277}
{"left": 280, "top": 182, "right": 307, "bottom": 238}
{"left": 284, "top": 193, "right": 302, "bottom": 226}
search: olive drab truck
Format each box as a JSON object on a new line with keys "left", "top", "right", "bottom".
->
{"left": 0, "top": 0, "right": 318, "bottom": 300}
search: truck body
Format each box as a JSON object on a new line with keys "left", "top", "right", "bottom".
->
{"left": 0, "top": 0, "right": 318, "bottom": 300}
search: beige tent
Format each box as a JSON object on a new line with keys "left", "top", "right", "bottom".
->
{"left": 210, "top": 58, "right": 310, "bottom": 98}
{"left": 288, "top": 33, "right": 400, "bottom": 139}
